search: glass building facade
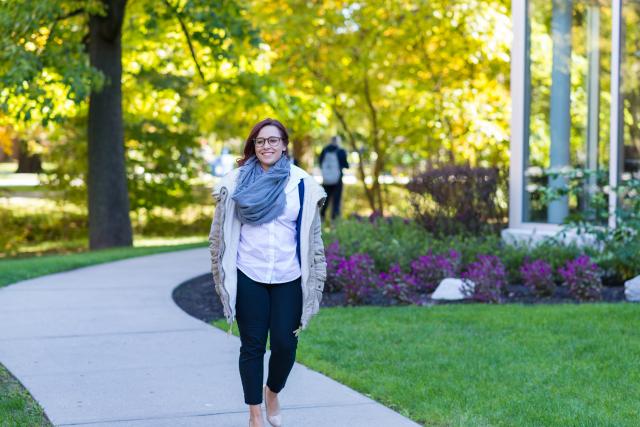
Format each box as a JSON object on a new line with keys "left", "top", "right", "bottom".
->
{"left": 505, "top": 0, "right": 640, "bottom": 240}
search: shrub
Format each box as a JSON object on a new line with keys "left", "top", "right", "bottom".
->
{"left": 461, "top": 255, "right": 507, "bottom": 303}
{"left": 558, "top": 255, "right": 602, "bottom": 301}
{"left": 377, "top": 263, "right": 421, "bottom": 305}
{"left": 326, "top": 218, "right": 511, "bottom": 273}
{"left": 593, "top": 238, "right": 640, "bottom": 282}
{"left": 0, "top": 205, "right": 88, "bottom": 256}
{"left": 407, "top": 164, "right": 506, "bottom": 236}
{"left": 500, "top": 238, "right": 583, "bottom": 284}
{"left": 520, "top": 259, "right": 555, "bottom": 296}
{"left": 325, "top": 217, "right": 432, "bottom": 271}
{"left": 0, "top": 201, "right": 215, "bottom": 257}
{"left": 132, "top": 209, "right": 213, "bottom": 236}
{"left": 409, "top": 249, "right": 461, "bottom": 293}
{"left": 532, "top": 168, "right": 640, "bottom": 283}
{"left": 323, "top": 217, "right": 629, "bottom": 303}
{"left": 335, "top": 253, "right": 378, "bottom": 305}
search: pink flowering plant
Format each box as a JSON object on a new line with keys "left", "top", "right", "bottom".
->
{"left": 558, "top": 255, "right": 602, "bottom": 301}
{"left": 520, "top": 259, "right": 555, "bottom": 296}
{"left": 461, "top": 254, "right": 507, "bottom": 303}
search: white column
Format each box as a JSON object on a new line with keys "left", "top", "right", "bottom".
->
{"left": 585, "top": 4, "right": 600, "bottom": 214}
{"left": 548, "top": 0, "right": 572, "bottom": 224}
{"left": 609, "top": 0, "right": 622, "bottom": 228}
{"left": 509, "top": 0, "right": 528, "bottom": 229}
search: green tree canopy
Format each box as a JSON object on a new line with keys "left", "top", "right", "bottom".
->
{"left": 0, "top": 0, "right": 258, "bottom": 248}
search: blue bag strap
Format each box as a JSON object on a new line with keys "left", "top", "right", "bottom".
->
{"left": 295, "top": 179, "right": 305, "bottom": 267}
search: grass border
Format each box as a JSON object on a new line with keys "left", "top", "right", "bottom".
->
{"left": 0, "top": 240, "right": 209, "bottom": 425}
{"left": 0, "top": 364, "right": 53, "bottom": 426}
{"left": 0, "top": 240, "right": 208, "bottom": 288}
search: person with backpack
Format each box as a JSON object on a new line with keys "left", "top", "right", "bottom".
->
{"left": 319, "top": 135, "right": 350, "bottom": 220}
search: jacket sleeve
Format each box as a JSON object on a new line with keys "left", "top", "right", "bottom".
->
{"left": 208, "top": 186, "right": 225, "bottom": 291}
{"left": 311, "top": 205, "right": 327, "bottom": 289}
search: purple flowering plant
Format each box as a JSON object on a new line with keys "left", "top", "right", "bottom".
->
{"left": 558, "top": 255, "right": 602, "bottom": 301}
{"left": 461, "top": 254, "right": 507, "bottom": 303}
{"left": 520, "top": 259, "right": 555, "bottom": 296}
{"left": 377, "top": 263, "right": 421, "bottom": 305}
{"left": 324, "top": 241, "right": 345, "bottom": 293}
{"left": 335, "top": 252, "right": 378, "bottom": 305}
{"left": 368, "top": 210, "right": 384, "bottom": 223}
{"left": 409, "top": 249, "right": 461, "bottom": 293}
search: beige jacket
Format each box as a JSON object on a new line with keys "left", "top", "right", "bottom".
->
{"left": 208, "top": 164, "right": 328, "bottom": 336}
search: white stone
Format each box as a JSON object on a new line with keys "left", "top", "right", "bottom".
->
{"left": 624, "top": 275, "right": 640, "bottom": 302}
{"left": 431, "top": 278, "right": 474, "bottom": 300}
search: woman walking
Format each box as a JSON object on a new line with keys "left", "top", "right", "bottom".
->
{"left": 208, "top": 118, "right": 327, "bottom": 427}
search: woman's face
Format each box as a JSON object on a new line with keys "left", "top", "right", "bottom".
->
{"left": 254, "top": 125, "right": 286, "bottom": 171}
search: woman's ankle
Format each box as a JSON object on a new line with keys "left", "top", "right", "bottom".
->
{"left": 265, "top": 384, "right": 278, "bottom": 396}
{"left": 249, "top": 404, "right": 262, "bottom": 415}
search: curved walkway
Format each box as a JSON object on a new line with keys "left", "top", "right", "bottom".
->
{"left": 0, "top": 248, "right": 420, "bottom": 426}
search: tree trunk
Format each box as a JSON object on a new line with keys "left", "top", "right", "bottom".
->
{"left": 355, "top": 148, "right": 377, "bottom": 213}
{"left": 87, "top": 0, "right": 132, "bottom": 249}
{"left": 16, "top": 139, "right": 43, "bottom": 173}
{"left": 362, "top": 72, "right": 385, "bottom": 215}
{"left": 372, "top": 154, "right": 385, "bottom": 215}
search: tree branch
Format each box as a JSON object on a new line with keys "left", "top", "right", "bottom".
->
{"left": 58, "top": 8, "right": 85, "bottom": 21}
{"left": 363, "top": 65, "right": 385, "bottom": 213}
{"left": 162, "top": 0, "right": 206, "bottom": 82}
{"left": 40, "top": 8, "right": 86, "bottom": 55}
{"left": 362, "top": 71, "right": 379, "bottom": 153}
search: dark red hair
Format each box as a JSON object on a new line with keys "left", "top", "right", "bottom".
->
{"left": 237, "top": 118, "right": 290, "bottom": 166}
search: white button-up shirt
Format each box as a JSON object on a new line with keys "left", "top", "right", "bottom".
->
{"left": 236, "top": 175, "right": 302, "bottom": 284}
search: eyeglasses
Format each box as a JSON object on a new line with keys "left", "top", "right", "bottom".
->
{"left": 254, "top": 137, "right": 283, "bottom": 148}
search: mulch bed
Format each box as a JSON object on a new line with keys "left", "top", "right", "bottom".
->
{"left": 172, "top": 274, "right": 353, "bottom": 323}
{"left": 172, "top": 274, "right": 225, "bottom": 323}
{"left": 172, "top": 275, "right": 627, "bottom": 323}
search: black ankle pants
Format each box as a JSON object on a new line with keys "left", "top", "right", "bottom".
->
{"left": 235, "top": 268, "right": 303, "bottom": 405}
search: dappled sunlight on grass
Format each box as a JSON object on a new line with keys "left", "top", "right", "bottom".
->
{"left": 0, "top": 162, "right": 17, "bottom": 174}
{"left": 2, "top": 235, "right": 207, "bottom": 259}
{"left": 339, "top": 182, "right": 412, "bottom": 218}
{"left": 0, "top": 196, "right": 85, "bottom": 213}
{"left": 0, "top": 239, "right": 207, "bottom": 287}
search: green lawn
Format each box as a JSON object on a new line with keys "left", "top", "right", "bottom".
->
{"left": 213, "top": 303, "right": 640, "bottom": 426}
{"left": 0, "top": 367, "right": 52, "bottom": 426}
{"left": 0, "top": 240, "right": 208, "bottom": 425}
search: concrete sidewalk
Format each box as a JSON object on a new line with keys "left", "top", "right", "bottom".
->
{"left": 0, "top": 248, "right": 420, "bottom": 426}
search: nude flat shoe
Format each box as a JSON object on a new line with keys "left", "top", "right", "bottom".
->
{"left": 263, "top": 384, "right": 283, "bottom": 427}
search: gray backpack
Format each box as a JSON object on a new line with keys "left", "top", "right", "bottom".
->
{"left": 321, "top": 151, "right": 341, "bottom": 185}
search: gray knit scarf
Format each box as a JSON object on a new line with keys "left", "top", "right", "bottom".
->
{"left": 232, "top": 155, "right": 291, "bottom": 225}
